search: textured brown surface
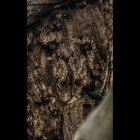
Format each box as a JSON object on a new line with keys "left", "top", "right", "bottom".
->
{"left": 27, "top": 0, "right": 113, "bottom": 139}
{"left": 74, "top": 87, "right": 113, "bottom": 140}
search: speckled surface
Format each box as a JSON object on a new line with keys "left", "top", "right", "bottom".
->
{"left": 27, "top": 0, "right": 113, "bottom": 139}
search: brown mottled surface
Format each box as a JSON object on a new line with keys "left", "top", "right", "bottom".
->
{"left": 27, "top": 0, "right": 113, "bottom": 140}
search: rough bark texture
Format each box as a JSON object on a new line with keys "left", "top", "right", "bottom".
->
{"left": 27, "top": 0, "right": 113, "bottom": 140}
{"left": 74, "top": 87, "right": 113, "bottom": 140}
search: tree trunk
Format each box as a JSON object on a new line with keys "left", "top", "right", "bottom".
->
{"left": 27, "top": 0, "right": 113, "bottom": 140}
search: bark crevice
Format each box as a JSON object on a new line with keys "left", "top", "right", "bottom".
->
{"left": 27, "top": 0, "right": 113, "bottom": 139}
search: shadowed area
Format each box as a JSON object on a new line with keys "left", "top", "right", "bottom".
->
{"left": 27, "top": 0, "right": 113, "bottom": 139}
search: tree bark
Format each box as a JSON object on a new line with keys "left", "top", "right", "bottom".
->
{"left": 27, "top": 0, "right": 113, "bottom": 140}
